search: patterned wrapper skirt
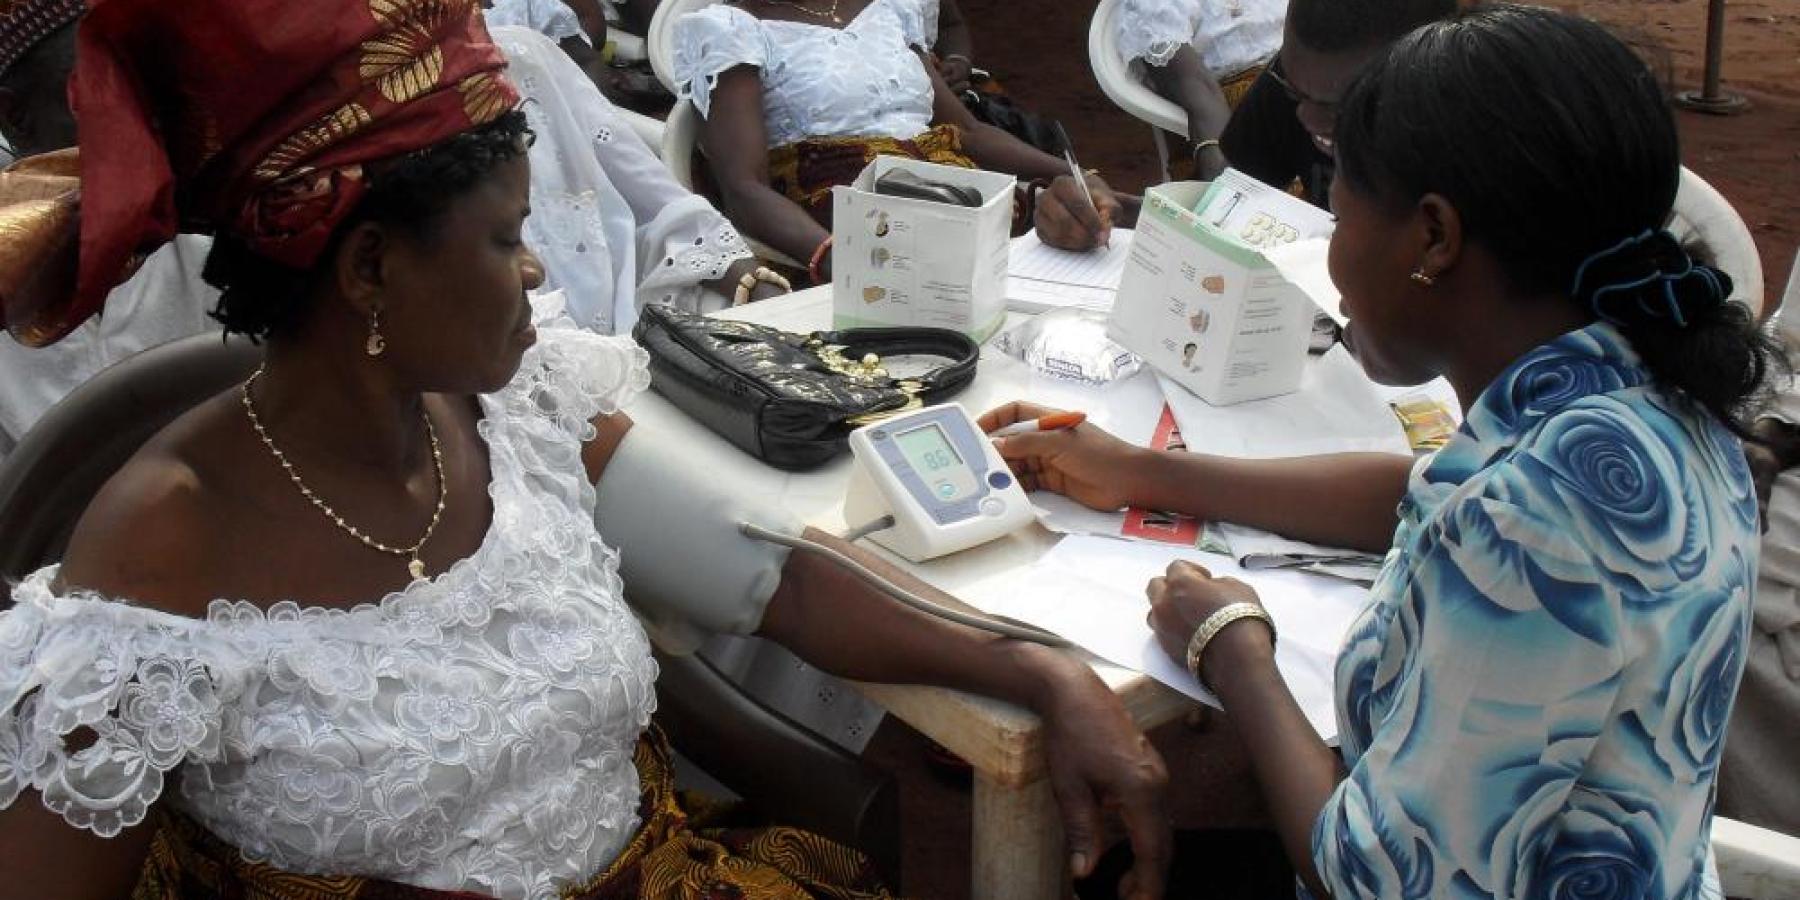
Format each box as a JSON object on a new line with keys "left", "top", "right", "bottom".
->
{"left": 766, "top": 124, "right": 977, "bottom": 227}
{"left": 131, "top": 726, "right": 897, "bottom": 900}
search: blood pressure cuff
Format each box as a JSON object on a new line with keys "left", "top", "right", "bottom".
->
{"left": 593, "top": 425, "right": 801, "bottom": 653}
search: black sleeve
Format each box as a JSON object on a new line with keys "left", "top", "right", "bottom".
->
{"left": 1219, "top": 69, "right": 1314, "bottom": 192}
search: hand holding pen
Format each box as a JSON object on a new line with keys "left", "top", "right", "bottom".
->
{"left": 978, "top": 402, "right": 1144, "bottom": 512}
{"left": 1033, "top": 124, "right": 1122, "bottom": 253}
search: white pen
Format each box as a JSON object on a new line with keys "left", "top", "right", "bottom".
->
{"left": 1053, "top": 123, "right": 1108, "bottom": 248}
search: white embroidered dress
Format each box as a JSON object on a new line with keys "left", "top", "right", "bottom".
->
{"left": 497, "top": 27, "right": 752, "bottom": 335}
{"left": 1115, "top": 0, "right": 1284, "bottom": 80}
{"left": 0, "top": 324, "right": 659, "bottom": 900}
{"left": 671, "top": 0, "right": 939, "bottom": 149}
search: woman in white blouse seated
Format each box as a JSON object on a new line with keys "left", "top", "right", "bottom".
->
{"left": 0, "top": 1, "right": 1174, "bottom": 898}
{"left": 670, "top": 0, "right": 1075, "bottom": 283}
{"left": 496, "top": 25, "right": 786, "bottom": 334}
{"left": 1114, "top": 0, "right": 1284, "bottom": 180}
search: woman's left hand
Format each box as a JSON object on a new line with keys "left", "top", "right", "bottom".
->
{"left": 936, "top": 55, "right": 974, "bottom": 95}
{"left": 1146, "top": 560, "right": 1274, "bottom": 687}
{"left": 1026, "top": 646, "right": 1172, "bottom": 898}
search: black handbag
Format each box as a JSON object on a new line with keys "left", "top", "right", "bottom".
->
{"left": 961, "top": 90, "right": 1068, "bottom": 156}
{"left": 632, "top": 303, "right": 980, "bottom": 471}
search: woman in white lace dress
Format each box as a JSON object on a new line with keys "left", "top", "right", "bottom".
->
{"left": 1114, "top": 0, "right": 1285, "bottom": 180}
{"left": 669, "top": 0, "right": 1075, "bottom": 282}
{"left": 0, "top": 1, "right": 1173, "bottom": 898}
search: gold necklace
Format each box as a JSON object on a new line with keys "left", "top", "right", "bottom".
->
{"left": 762, "top": 0, "right": 843, "bottom": 24}
{"left": 242, "top": 366, "right": 447, "bottom": 583}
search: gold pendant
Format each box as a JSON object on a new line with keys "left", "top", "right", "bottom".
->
{"left": 408, "top": 558, "right": 427, "bottom": 581}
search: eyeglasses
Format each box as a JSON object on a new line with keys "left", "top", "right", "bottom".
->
{"left": 1265, "top": 55, "right": 1340, "bottom": 110}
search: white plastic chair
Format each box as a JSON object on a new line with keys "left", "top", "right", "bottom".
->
{"left": 1669, "top": 166, "right": 1767, "bottom": 319}
{"left": 618, "top": 106, "right": 664, "bottom": 152}
{"left": 1715, "top": 815, "right": 1800, "bottom": 899}
{"left": 1088, "top": 0, "right": 1184, "bottom": 181}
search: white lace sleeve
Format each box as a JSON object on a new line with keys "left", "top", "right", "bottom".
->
{"left": 671, "top": 5, "right": 766, "bottom": 119}
{"left": 0, "top": 571, "right": 249, "bottom": 838}
{"left": 635, "top": 196, "right": 752, "bottom": 320}
{"left": 1116, "top": 0, "right": 1204, "bottom": 67}
{"left": 510, "top": 322, "right": 652, "bottom": 434}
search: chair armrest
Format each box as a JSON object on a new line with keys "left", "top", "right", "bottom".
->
{"left": 651, "top": 648, "right": 902, "bottom": 886}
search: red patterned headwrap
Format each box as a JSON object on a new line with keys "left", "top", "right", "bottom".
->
{"left": 0, "top": 0, "right": 517, "bottom": 346}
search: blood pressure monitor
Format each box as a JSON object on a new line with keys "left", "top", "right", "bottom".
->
{"left": 844, "top": 403, "right": 1036, "bottom": 562}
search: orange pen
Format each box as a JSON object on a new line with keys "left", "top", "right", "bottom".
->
{"left": 989, "top": 411, "right": 1087, "bottom": 438}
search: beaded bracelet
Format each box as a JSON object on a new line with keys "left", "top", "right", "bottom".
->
{"left": 1184, "top": 602, "right": 1276, "bottom": 691}
{"left": 731, "top": 265, "right": 793, "bottom": 307}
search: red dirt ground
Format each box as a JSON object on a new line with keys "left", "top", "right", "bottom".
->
{"left": 878, "top": 3, "right": 1799, "bottom": 897}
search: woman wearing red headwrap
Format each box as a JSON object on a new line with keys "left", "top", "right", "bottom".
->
{"left": 0, "top": 0, "right": 1173, "bottom": 897}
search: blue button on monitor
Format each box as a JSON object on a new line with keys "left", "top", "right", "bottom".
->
{"left": 987, "top": 471, "right": 1012, "bottom": 490}
{"left": 936, "top": 481, "right": 956, "bottom": 498}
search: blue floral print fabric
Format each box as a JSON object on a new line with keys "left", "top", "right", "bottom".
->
{"left": 1312, "top": 323, "right": 1756, "bottom": 899}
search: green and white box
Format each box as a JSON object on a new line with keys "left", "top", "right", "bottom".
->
{"left": 1107, "top": 178, "right": 1325, "bottom": 405}
{"left": 831, "top": 157, "right": 1015, "bottom": 341}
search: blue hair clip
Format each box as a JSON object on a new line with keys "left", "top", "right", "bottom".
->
{"left": 1572, "top": 229, "right": 1719, "bottom": 329}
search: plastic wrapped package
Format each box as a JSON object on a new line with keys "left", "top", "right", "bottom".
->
{"left": 994, "top": 308, "right": 1143, "bottom": 385}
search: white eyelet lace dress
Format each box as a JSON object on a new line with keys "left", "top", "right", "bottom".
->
{"left": 670, "top": 0, "right": 939, "bottom": 149}
{"left": 0, "top": 323, "right": 660, "bottom": 900}
{"left": 1115, "top": 0, "right": 1284, "bottom": 79}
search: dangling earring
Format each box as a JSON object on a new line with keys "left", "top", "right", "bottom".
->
{"left": 1410, "top": 268, "right": 1436, "bottom": 287}
{"left": 365, "top": 308, "right": 387, "bottom": 357}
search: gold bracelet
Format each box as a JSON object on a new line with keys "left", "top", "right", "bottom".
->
{"left": 1190, "top": 138, "right": 1222, "bottom": 156}
{"left": 1184, "top": 602, "right": 1276, "bottom": 690}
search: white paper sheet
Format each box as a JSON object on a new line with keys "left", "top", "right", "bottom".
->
{"left": 981, "top": 536, "right": 1369, "bottom": 740}
{"left": 1005, "top": 229, "right": 1134, "bottom": 313}
{"left": 1022, "top": 367, "right": 1165, "bottom": 446}
{"left": 1159, "top": 345, "right": 1413, "bottom": 460}
{"left": 1005, "top": 277, "right": 1115, "bottom": 313}
{"left": 1010, "top": 229, "right": 1134, "bottom": 288}
{"left": 1009, "top": 370, "right": 1169, "bottom": 538}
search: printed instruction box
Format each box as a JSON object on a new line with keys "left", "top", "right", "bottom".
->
{"left": 831, "top": 157, "right": 1015, "bottom": 341}
{"left": 1107, "top": 177, "right": 1330, "bottom": 405}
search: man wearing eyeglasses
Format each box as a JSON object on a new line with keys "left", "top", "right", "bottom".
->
{"left": 1035, "top": 0, "right": 1456, "bottom": 252}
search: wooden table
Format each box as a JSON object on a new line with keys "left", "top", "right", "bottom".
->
{"left": 623, "top": 288, "right": 1196, "bottom": 900}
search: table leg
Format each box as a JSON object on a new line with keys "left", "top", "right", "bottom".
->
{"left": 973, "top": 771, "right": 1066, "bottom": 900}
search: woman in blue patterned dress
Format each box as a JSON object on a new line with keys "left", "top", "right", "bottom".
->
{"left": 982, "top": 5, "right": 1783, "bottom": 898}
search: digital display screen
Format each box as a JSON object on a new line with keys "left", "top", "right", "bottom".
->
{"left": 895, "top": 423, "right": 964, "bottom": 475}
